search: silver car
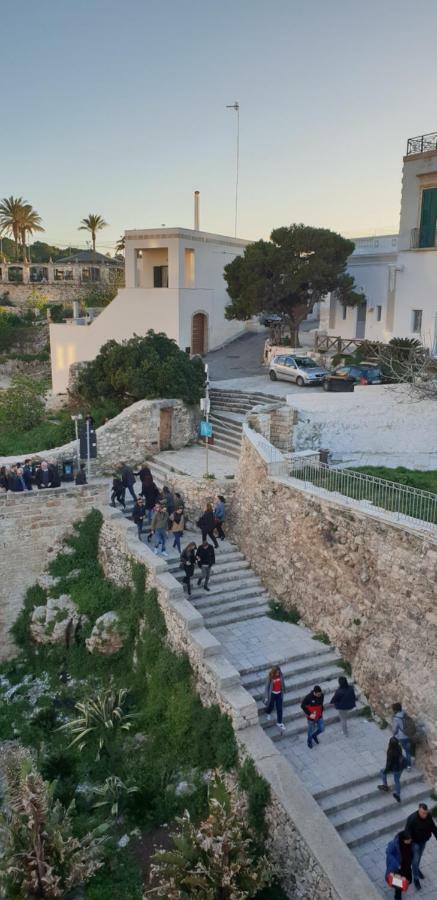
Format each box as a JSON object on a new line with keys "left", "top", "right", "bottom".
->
{"left": 269, "top": 354, "right": 328, "bottom": 386}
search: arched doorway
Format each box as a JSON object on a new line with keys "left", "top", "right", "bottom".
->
{"left": 191, "top": 312, "right": 208, "bottom": 355}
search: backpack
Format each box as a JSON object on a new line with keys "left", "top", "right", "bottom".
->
{"left": 403, "top": 713, "right": 417, "bottom": 740}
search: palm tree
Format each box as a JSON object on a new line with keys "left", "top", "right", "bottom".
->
{"left": 20, "top": 204, "right": 44, "bottom": 263}
{"left": 79, "top": 213, "right": 108, "bottom": 260}
{"left": 0, "top": 196, "right": 25, "bottom": 260}
{"left": 115, "top": 234, "right": 125, "bottom": 255}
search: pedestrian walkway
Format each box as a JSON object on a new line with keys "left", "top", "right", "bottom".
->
{"left": 159, "top": 530, "right": 437, "bottom": 898}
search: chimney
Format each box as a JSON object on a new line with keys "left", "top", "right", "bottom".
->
{"left": 194, "top": 191, "right": 200, "bottom": 230}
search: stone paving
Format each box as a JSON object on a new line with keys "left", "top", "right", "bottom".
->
{"left": 154, "top": 444, "right": 238, "bottom": 478}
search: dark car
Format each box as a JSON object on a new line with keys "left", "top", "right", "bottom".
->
{"left": 259, "top": 312, "right": 283, "bottom": 327}
{"left": 326, "top": 363, "right": 383, "bottom": 386}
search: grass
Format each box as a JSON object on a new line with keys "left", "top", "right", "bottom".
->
{"left": 312, "top": 632, "right": 331, "bottom": 645}
{"left": 268, "top": 601, "right": 300, "bottom": 624}
{"left": 336, "top": 658, "right": 352, "bottom": 676}
{"left": 353, "top": 466, "right": 437, "bottom": 495}
{"left": 356, "top": 706, "right": 373, "bottom": 721}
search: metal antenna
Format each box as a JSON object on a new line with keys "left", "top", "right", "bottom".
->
{"left": 226, "top": 101, "right": 240, "bottom": 237}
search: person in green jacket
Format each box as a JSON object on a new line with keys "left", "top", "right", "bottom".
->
{"left": 151, "top": 503, "right": 169, "bottom": 556}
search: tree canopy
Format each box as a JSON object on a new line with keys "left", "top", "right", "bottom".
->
{"left": 72, "top": 331, "right": 205, "bottom": 406}
{"left": 224, "top": 224, "right": 363, "bottom": 343}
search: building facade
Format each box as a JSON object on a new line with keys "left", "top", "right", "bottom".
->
{"left": 49, "top": 227, "right": 251, "bottom": 394}
{"left": 320, "top": 131, "right": 437, "bottom": 350}
{"left": 0, "top": 250, "right": 123, "bottom": 308}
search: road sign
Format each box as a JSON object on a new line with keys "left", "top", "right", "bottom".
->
{"left": 200, "top": 420, "right": 213, "bottom": 438}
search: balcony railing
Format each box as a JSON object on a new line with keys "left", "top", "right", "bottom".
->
{"left": 406, "top": 132, "right": 437, "bottom": 156}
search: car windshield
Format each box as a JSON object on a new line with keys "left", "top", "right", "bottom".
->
{"left": 295, "top": 357, "right": 317, "bottom": 368}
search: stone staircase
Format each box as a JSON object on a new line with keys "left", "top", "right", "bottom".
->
{"left": 206, "top": 388, "right": 284, "bottom": 459}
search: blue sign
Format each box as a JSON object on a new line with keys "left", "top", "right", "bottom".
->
{"left": 200, "top": 420, "right": 213, "bottom": 438}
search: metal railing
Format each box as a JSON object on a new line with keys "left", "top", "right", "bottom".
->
{"left": 406, "top": 132, "right": 437, "bottom": 156}
{"left": 287, "top": 457, "right": 437, "bottom": 531}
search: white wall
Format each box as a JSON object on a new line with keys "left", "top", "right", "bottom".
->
{"left": 393, "top": 250, "right": 437, "bottom": 346}
{"left": 398, "top": 150, "right": 437, "bottom": 251}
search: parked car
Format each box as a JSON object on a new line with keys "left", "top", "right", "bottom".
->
{"left": 259, "top": 312, "right": 283, "bottom": 326}
{"left": 269, "top": 354, "right": 328, "bottom": 386}
{"left": 326, "top": 363, "right": 383, "bottom": 386}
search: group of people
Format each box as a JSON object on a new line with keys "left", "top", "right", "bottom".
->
{"left": 263, "top": 671, "right": 357, "bottom": 742}
{"left": 0, "top": 459, "right": 88, "bottom": 491}
{"left": 386, "top": 805, "right": 437, "bottom": 895}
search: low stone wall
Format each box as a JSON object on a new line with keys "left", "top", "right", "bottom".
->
{"left": 97, "top": 510, "right": 379, "bottom": 900}
{"left": 231, "top": 428, "right": 437, "bottom": 778}
{"left": 0, "top": 398, "right": 198, "bottom": 472}
{"left": 0, "top": 483, "right": 107, "bottom": 658}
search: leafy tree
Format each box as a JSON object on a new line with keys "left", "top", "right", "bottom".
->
{"left": 224, "top": 223, "right": 363, "bottom": 345}
{"left": 115, "top": 234, "right": 125, "bottom": 255}
{"left": 20, "top": 204, "right": 45, "bottom": 262}
{"left": 0, "top": 196, "right": 26, "bottom": 260}
{"left": 72, "top": 330, "right": 205, "bottom": 406}
{"left": 0, "top": 375, "right": 46, "bottom": 431}
{"left": 79, "top": 213, "right": 108, "bottom": 259}
{"left": 0, "top": 746, "right": 107, "bottom": 898}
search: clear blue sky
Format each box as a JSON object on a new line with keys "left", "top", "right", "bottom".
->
{"left": 2, "top": 0, "right": 436, "bottom": 251}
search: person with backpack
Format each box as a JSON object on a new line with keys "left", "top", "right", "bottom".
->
{"left": 392, "top": 702, "right": 414, "bottom": 769}
{"left": 169, "top": 506, "right": 185, "bottom": 553}
{"left": 378, "top": 736, "right": 404, "bottom": 803}
{"left": 385, "top": 830, "right": 413, "bottom": 899}
{"left": 405, "top": 802, "right": 437, "bottom": 889}
{"left": 180, "top": 542, "right": 197, "bottom": 596}
{"left": 263, "top": 666, "right": 286, "bottom": 732}
{"left": 329, "top": 675, "right": 356, "bottom": 736}
{"left": 301, "top": 685, "right": 324, "bottom": 749}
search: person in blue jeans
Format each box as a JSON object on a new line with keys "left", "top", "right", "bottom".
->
{"left": 301, "top": 686, "right": 324, "bottom": 748}
{"left": 392, "top": 702, "right": 412, "bottom": 768}
{"left": 405, "top": 803, "right": 437, "bottom": 889}
{"left": 151, "top": 503, "right": 169, "bottom": 557}
{"left": 378, "top": 737, "right": 404, "bottom": 803}
{"left": 263, "top": 666, "right": 286, "bottom": 732}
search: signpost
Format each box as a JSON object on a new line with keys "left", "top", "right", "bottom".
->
{"left": 201, "top": 363, "right": 212, "bottom": 476}
{"left": 79, "top": 417, "right": 97, "bottom": 479}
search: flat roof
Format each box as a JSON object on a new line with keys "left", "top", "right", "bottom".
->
{"left": 124, "top": 226, "right": 250, "bottom": 247}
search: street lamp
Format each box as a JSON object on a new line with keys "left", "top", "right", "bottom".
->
{"left": 71, "top": 414, "right": 83, "bottom": 467}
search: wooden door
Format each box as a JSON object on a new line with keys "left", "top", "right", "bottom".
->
{"left": 191, "top": 313, "right": 207, "bottom": 354}
{"left": 159, "top": 408, "right": 172, "bottom": 450}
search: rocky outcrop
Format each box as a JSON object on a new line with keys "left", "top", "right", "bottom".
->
{"left": 30, "top": 595, "right": 83, "bottom": 645}
{"left": 85, "top": 611, "right": 124, "bottom": 655}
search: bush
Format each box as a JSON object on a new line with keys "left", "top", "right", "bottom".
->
{"left": 71, "top": 330, "right": 205, "bottom": 406}
{"left": 238, "top": 758, "right": 271, "bottom": 837}
{"left": 0, "top": 375, "right": 47, "bottom": 432}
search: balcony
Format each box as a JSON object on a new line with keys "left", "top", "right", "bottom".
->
{"left": 406, "top": 132, "right": 437, "bottom": 156}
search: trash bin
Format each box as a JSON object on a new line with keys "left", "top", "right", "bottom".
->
{"left": 62, "top": 459, "right": 74, "bottom": 482}
{"left": 319, "top": 448, "right": 330, "bottom": 464}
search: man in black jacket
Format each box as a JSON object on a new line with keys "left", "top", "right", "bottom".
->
{"left": 405, "top": 803, "right": 437, "bottom": 889}
{"left": 196, "top": 540, "right": 215, "bottom": 591}
{"left": 121, "top": 463, "right": 136, "bottom": 502}
{"left": 301, "top": 686, "right": 325, "bottom": 749}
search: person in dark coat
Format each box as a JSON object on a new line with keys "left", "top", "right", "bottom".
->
{"left": 48, "top": 459, "right": 61, "bottom": 487}
{"left": 301, "top": 686, "right": 324, "bottom": 749}
{"left": 0, "top": 466, "right": 8, "bottom": 492}
{"left": 180, "top": 541, "right": 197, "bottom": 596}
{"left": 22, "top": 460, "right": 33, "bottom": 490}
{"left": 405, "top": 803, "right": 437, "bottom": 888}
{"left": 197, "top": 503, "right": 218, "bottom": 549}
{"left": 385, "top": 831, "right": 412, "bottom": 899}
{"left": 75, "top": 464, "right": 87, "bottom": 485}
{"left": 133, "top": 497, "right": 146, "bottom": 540}
{"left": 120, "top": 463, "right": 136, "bottom": 502}
{"left": 162, "top": 485, "right": 175, "bottom": 515}
{"left": 213, "top": 495, "right": 226, "bottom": 540}
{"left": 378, "top": 737, "right": 404, "bottom": 802}
{"left": 110, "top": 473, "right": 125, "bottom": 508}
{"left": 35, "top": 461, "right": 52, "bottom": 489}
{"left": 141, "top": 478, "right": 161, "bottom": 524}
{"left": 329, "top": 676, "right": 356, "bottom": 736}
{"left": 196, "top": 540, "right": 215, "bottom": 591}
{"left": 136, "top": 464, "right": 152, "bottom": 486}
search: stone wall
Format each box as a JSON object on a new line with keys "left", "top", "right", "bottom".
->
{"left": 98, "top": 510, "right": 379, "bottom": 900}
{"left": 0, "top": 398, "right": 199, "bottom": 472}
{"left": 0, "top": 483, "right": 107, "bottom": 658}
{"left": 247, "top": 405, "right": 296, "bottom": 452}
{"left": 231, "top": 429, "right": 437, "bottom": 776}
{"left": 0, "top": 282, "right": 102, "bottom": 307}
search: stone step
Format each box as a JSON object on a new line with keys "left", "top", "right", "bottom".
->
{"left": 255, "top": 673, "right": 344, "bottom": 712}
{"left": 210, "top": 390, "right": 281, "bottom": 403}
{"left": 239, "top": 645, "right": 335, "bottom": 677}
{"left": 207, "top": 426, "right": 242, "bottom": 446}
{"left": 328, "top": 777, "right": 426, "bottom": 831}
{"left": 166, "top": 550, "right": 245, "bottom": 570}
{"left": 206, "top": 441, "right": 240, "bottom": 459}
{"left": 342, "top": 793, "right": 435, "bottom": 849}
{"left": 195, "top": 594, "right": 270, "bottom": 619}
{"left": 242, "top": 649, "right": 341, "bottom": 691}
{"left": 317, "top": 770, "right": 423, "bottom": 814}
{"left": 205, "top": 604, "right": 270, "bottom": 628}
{"left": 260, "top": 697, "right": 365, "bottom": 730}
{"left": 209, "top": 414, "right": 243, "bottom": 432}
{"left": 263, "top": 707, "right": 363, "bottom": 741}
{"left": 251, "top": 664, "right": 346, "bottom": 700}
{"left": 190, "top": 585, "right": 269, "bottom": 607}
{"left": 148, "top": 459, "right": 189, "bottom": 479}
{"left": 179, "top": 579, "right": 265, "bottom": 602}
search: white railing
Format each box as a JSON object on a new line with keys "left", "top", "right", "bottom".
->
{"left": 272, "top": 454, "right": 437, "bottom": 532}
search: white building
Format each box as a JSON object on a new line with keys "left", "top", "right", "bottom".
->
{"left": 320, "top": 131, "right": 437, "bottom": 350}
{"left": 50, "top": 222, "right": 251, "bottom": 394}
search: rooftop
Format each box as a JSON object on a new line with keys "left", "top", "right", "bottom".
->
{"left": 55, "top": 250, "right": 123, "bottom": 266}
{"left": 406, "top": 131, "right": 437, "bottom": 156}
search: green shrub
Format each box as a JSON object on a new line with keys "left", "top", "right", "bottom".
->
{"left": 0, "top": 375, "right": 47, "bottom": 432}
{"left": 268, "top": 601, "right": 300, "bottom": 624}
{"left": 336, "top": 659, "right": 352, "bottom": 676}
{"left": 11, "top": 583, "right": 47, "bottom": 648}
{"left": 312, "top": 632, "right": 331, "bottom": 645}
{"left": 238, "top": 758, "right": 271, "bottom": 837}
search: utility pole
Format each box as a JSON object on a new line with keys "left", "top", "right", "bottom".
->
{"left": 205, "top": 363, "right": 210, "bottom": 477}
{"left": 226, "top": 101, "right": 240, "bottom": 237}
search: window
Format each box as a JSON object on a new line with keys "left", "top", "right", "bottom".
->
{"left": 419, "top": 188, "right": 437, "bottom": 248}
{"left": 81, "top": 267, "right": 100, "bottom": 283}
{"left": 377, "top": 305, "right": 382, "bottom": 321}
{"left": 342, "top": 305, "right": 347, "bottom": 320}
{"left": 412, "top": 309, "right": 423, "bottom": 333}
{"left": 184, "top": 248, "right": 195, "bottom": 287}
{"left": 153, "top": 265, "right": 168, "bottom": 288}
{"left": 54, "top": 268, "right": 73, "bottom": 281}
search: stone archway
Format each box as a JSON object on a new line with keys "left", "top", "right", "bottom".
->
{"left": 191, "top": 312, "right": 208, "bottom": 355}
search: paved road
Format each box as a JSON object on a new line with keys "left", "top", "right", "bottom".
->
{"left": 205, "top": 323, "right": 316, "bottom": 381}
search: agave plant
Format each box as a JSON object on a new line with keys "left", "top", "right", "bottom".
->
{"left": 149, "top": 770, "right": 273, "bottom": 899}
{"left": 59, "top": 687, "right": 135, "bottom": 760}
{"left": 0, "top": 746, "right": 107, "bottom": 898}
{"left": 92, "top": 775, "right": 138, "bottom": 817}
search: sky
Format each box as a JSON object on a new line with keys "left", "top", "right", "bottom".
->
{"left": 2, "top": 0, "right": 437, "bottom": 252}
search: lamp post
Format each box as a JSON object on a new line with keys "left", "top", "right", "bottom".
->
{"left": 226, "top": 101, "right": 240, "bottom": 237}
{"left": 71, "top": 414, "right": 83, "bottom": 467}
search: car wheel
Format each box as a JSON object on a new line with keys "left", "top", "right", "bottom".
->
{"left": 323, "top": 381, "right": 330, "bottom": 392}
{"left": 296, "top": 376, "right": 305, "bottom": 387}
{"left": 269, "top": 370, "right": 277, "bottom": 381}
